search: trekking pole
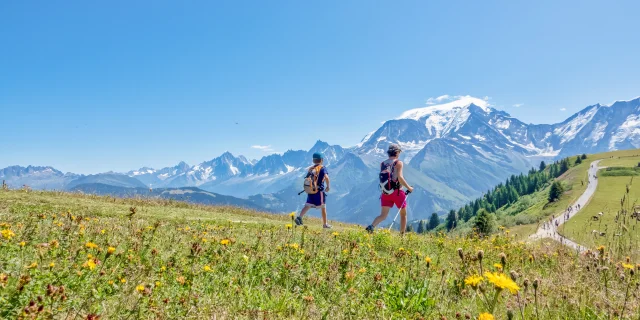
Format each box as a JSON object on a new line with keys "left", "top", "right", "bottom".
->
{"left": 388, "top": 190, "right": 411, "bottom": 232}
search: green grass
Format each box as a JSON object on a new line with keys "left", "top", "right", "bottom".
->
{"left": 2, "top": 189, "right": 639, "bottom": 318}
{"left": 600, "top": 167, "right": 640, "bottom": 177}
{"left": 486, "top": 149, "right": 640, "bottom": 240}
{"left": 0, "top": 190, "right": 306, "bottom": 227}
{"left": 486, "top": 157, "right": 591, "bottom": 233}
{"left": 561, "top": 173, "right": 640, "bottom": 260}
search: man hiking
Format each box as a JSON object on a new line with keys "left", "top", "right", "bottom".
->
{"left": 295, "top": 152, "right": 332, "bottom": 229}
{"left": 366, "top": 144, "right": 414, "bottom": 234}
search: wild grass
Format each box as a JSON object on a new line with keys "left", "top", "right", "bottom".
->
{"left": 1, "top": 189, "right": 639, "bottom": 319}
{"left": 561, "top": 174, "right": 640, "bottom": 261}
{"left": 478, "top": 149, "right": 640, "bottom": 240}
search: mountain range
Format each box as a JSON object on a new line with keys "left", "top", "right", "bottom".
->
{"left": 3, "top": 95, "right": 640, "bottom": 224}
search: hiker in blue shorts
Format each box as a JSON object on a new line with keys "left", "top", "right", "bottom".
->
{"left": 295, "top": 152, "right": 332, "bottom": 229}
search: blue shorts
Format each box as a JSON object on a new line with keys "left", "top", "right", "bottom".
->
{"left": 305, "top": 192, "right": 327, "bottom": 208}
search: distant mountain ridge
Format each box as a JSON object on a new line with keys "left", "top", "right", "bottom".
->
{"left": 4, "top": 95, "right": 640, "bottom": 224}
{"left": 70, "top": 183, "right": 266, "bottom": 211}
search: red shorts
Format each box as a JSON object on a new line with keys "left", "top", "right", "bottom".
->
{"left": 381, "top": 190, "right": 407, "bottom": 209}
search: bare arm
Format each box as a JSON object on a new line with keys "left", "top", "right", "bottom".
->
{"left": 324, "top": 175, "right": 331, "bottom": 192}
{"left": 395, "top": 161, "right": 413, "bottom": 192}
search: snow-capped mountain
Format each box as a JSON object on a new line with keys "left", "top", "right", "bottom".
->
{"left": 357, "top": 96, "right": 640, "bottom": 199}
{"left": 200, "top": 141, "right": 347, "bottom": 197}
{"left": 5, "top": 95, "right": 640, "bottom": 224}
{"left": 127, "top": 161, "right": 191, "bottom": 187}
{"left": 553, "top": 99, "right": 640, "bottom": 156}
{"left": 168, "top": 152, "right": 254, "bottom": 187}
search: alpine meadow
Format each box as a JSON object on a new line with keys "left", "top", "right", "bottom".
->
{"left": 3, "top": 1, "right": 640, "bottom": 319}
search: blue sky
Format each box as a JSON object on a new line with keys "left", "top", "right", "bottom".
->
{"left": 1, "top": 1, "right": 639, "bottom": 174}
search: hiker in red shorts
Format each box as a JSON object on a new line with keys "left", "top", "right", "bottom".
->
{"left": 366, "top": 144, "right": 414, "bottom": 234}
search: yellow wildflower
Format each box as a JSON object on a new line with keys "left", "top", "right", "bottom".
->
{"left": 155, "top": 281, "right": 161, "bottom": 287}
{"left": 289, "top": 212, "right": 296, "bottom": 217}
{"left": 136, "top": 284, "right": 145, "bottom": 293}
{"left": 19, "top": 241, "right": 26, "bottom": 247}
{"left": 484, "top": 272, "right": 520, "bottom": 294}
{"left": 332, "top": 232, "right": 339, "bottom": 237}
{"left": 161, "top": 266, "right": 166, "bottom": 272}
{"left": 359, "top": 267, "right": 367, "bottom": 273}
{"left": 83, "top": 259, "right": 97, "bottom": 270}
{"left": 425, "top": 257, "right": 432, "bottom": 264}
{"left": 26, "top": 262, "right": 38, "bottom": 269}
{"left": 107, "top": 247, "right": 116, "bottom": 254}
{"left": 1, "top": 229, "right": 15, "bottom": 240}
{"left": 622, "top": 263, "right": 634, "bottom": 270}
{"left": 85, "top": 242, "right": 99, "bottom": 249}
{"left": 203, "top": 265, "right": 212, "bottom": 272}
{"left": 285, "top": 224, "right": 293, "bottom": 229}
{"left": 289, "top": 243, "right": 300, "bottom": 250}
{"left": 101, "top": 229, "right": 106, "bottom": 234}
{"left": 49, "top": 262, "right": 55, "bottom": 268}
{"left": 465, "top": 275, "right": 484, "bottom": 289}
{"left": 493, "top": 263, "right": 503, "bottom": 270}
{"left": 108, "top": 280, "right": 114, "bottom": 285}
{"left": 478, "top": 313, "right": 495, "bottom": 320}
{"left": 121, "top": 278, "right": 127, "bottom": 283}
{"left": 220, "top": 239, "right": 231, "bottom": 245}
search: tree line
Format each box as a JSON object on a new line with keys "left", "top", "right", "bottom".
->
{"left": 442, "top": 154, "right": 587, "bottom": 232}
{"left": 407, "top": 154, "right": 587, "bottom": 235}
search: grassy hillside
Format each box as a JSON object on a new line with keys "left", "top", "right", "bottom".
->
{"left": 450, "top": 155, "right": 591, "bottom": 240}
{"left": 1, "top": 189, "right": 639, "bottom": 318}
{"left": 561, "top": 152, "right": 640, "bottom": 260}
{"left": 495, "top": 158, "right": 590, "bottom": 240}
{"left": 477, "top": 149, "right": 640, "bottom": 241}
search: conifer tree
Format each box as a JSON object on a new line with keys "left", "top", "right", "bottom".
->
{"left": 445, "top": 210, "right": 457, "bottom": 231}
{"left": 428, "top": 213, "right": 440, "bottom": 231}
{"left": 417, "top": 220, "right": 426, "bottom": 234}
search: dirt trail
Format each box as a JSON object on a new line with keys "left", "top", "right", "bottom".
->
{"left": 529, "top": 160, "right": 603, "bottom": 253}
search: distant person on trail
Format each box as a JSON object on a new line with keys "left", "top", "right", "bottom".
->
{"left": 295, "top": 152, "right": 332, "bottom": 229}
{"left": 365, "top": 144, "right": 414, "bottom": 234}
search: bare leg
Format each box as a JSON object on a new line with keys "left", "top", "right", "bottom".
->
{"left": 299, "top": 206, "right": 311, "bottom": 218}
{"left": 321, "top": 207, "right": 328, "bottom": 225}
{"left": 371, "top": 207, "right": 392, "bottom": 227}
{"left": 399, "top": 207, "right": 407, "bottom": 233}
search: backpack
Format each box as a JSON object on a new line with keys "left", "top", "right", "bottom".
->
{"left": 379, "top": 160, "right": 399, "bottom": 195}
{"left": 303, "top": 165, "right": 323, "bottom": 195}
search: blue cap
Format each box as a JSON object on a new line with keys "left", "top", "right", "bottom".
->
{"left": 312, "top": 152, "right": 324, "bottom": 160}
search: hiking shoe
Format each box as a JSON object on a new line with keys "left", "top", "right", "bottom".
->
{"left": 365, "top": 225, "right": 374, "bottom": 234}
{"left": 294, "top": 216, "right": 303, "bottom": 226}
{"left": 323, "top": 224, "right": 332, "bottom": 229}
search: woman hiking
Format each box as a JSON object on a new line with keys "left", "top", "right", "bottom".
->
{"left": 365, "top": 144, "right": 414, "bottom": 234}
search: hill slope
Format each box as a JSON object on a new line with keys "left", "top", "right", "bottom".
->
{"left": 70, "top": 183, "right": 268, "bottom": 211}
{"left": 560, "top": 151, "right": 640, "bottom": 258}
{"left": 0, "top": 189, "right": 637, "bottom": 318}
{"left": 459, "top": 149, "right": 640, "bottom": 248}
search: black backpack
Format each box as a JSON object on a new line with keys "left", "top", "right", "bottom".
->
{"left": 379, "top": 160, "right": 399, "bottom": 195}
